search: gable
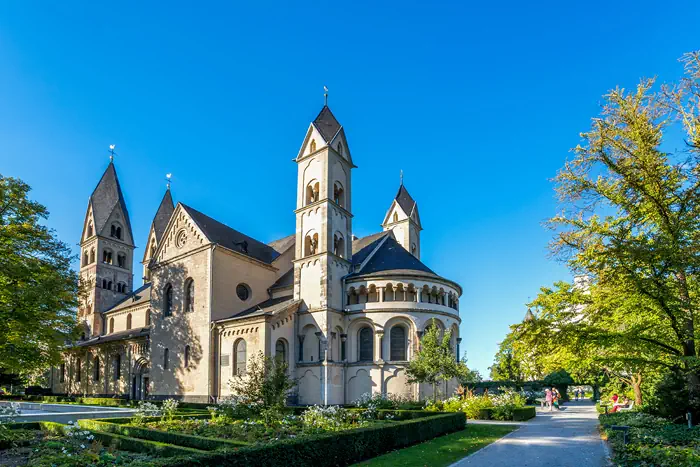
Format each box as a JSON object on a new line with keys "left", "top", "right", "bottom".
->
{"left": 81, "top": 201, "right": 97, "bottom": 243}
{"left": 99, "top": 202, "right": 135, "bottom": 246}
{"left": 153, "top": 205, "right": 209, "bottom": 263}
{"left": 296, "top": 124, "right": 327, "bottom": 160}
{"left": 382, "top": 200, "right": 409, "bottom": 226}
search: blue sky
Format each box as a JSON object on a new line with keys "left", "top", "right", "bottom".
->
{"left": 1, "top": 1, "right": 698, "bottom": 376}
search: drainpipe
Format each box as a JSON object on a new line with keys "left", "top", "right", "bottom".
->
{"left": 208, "top": 245, "right": 216, "bottom": 403}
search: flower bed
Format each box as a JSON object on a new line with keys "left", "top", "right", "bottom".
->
{"left": 425, "top": 387, "right": 535, "bottom": 421}
{"left": 600, "top": 412, "right": 700, "bottom": 466}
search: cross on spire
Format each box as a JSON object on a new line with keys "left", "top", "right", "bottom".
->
{"left": 400, "top": 169, "right": 404, "bottom": 186}
{"left": 108, "top": 144, "right": 116, "bottom": 162}
{"left": 166, "top": 173, "right": 172, "bottom": 190}
{"left": 323, "top": 86, "right": 329, "bottom": 106}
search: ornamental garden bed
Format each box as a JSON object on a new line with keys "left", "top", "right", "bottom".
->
{"left": 599, "top": 411, "right": 700, "bottom": 466}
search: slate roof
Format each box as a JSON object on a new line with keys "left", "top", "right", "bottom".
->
{"left": 152, "top": 189, "right": 175, "bottom": 243}
{"left": 103, "top": 283, "right": 152, "bottom": 314}
{"left": 352, "top": 235, "right": 436, "bottom": 277}
{"left": 313, "top": 106, "right": 342, "bottom": 143}
{"left": 76, "top": 327, "right": 149, "bottom": 347}
{"left": 395, "top": 184, "right": 417, "bottom": 216}
{"left": 90, "top": 162, "right": 134, "bottom": 240}
{"left": 351, "top": 231, "right": 390, "bottom": 266}
{"left": 181, "top": 204, "right": 280, "bottom": 264}
{"left": 270, "top": 268, "right": 294, "bottom": 290}
{"left": 217, "top": 296, "right": 301, "bottom": 322}
{"left": 267, "top": 234, "right": 295, "bottom": 255}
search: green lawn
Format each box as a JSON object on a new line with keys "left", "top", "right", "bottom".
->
{"left": 355, "top": 424, "right": 518, "bottom": 467}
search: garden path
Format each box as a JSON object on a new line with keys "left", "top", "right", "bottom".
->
{"left": 451, "top": 400, "right": 609, "bottom": 467}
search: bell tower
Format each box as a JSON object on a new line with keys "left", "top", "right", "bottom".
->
{"left": 78, "top": 159, "right": 135, "bottom": 338}
{"left": 382, "top": 183, "right": 422, "bottom": 258}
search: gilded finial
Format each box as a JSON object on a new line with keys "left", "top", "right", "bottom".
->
{"left": 324, "top": 86, "right": 329, "bottom": 106}
{"left": 109, "top": 144, "right": 116, "bottom": 162}
{"left": 166, "top": 173, "right": 172, "bottom": 190}
{"left": 400, "top": 169, "right": 404, "bottom": 186}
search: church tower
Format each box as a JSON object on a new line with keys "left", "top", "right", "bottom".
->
{"left": 141, "top": 186, "right": 174, "bottom": 281}
{"left": 381, "top": 183, "right": 422, "bottom": 258}
{"left": 78, "top": 161, "right": 135, "bottom": 338}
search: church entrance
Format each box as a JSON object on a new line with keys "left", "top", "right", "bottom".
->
{"left": 131, "top": 358, "right": 150, "bottom": 400}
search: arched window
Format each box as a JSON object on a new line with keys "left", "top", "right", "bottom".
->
{"left": 184, "top": 345, "right": 190, "bottom": 369}
{"left": 275, "top": 339, "right": 287, "bottom": 365}
{"left": 333, "top": 182, "right": 344, "bottom": 207}
{"left": 87, "top": 222, "right": 93, "bottom": 237}
{"left": 333, "top": 233, "right": 345, "bottom": 258}
{"left": 310, "top": 139, "right": 317, "bottom": 153}
{"left": 89, "top": 248, "right": 95, "bottom": 263}
{"left": 393, "top": 212, "right": 399, "bottom": 223}
{"left": 111, "top": 224, "right": 122, "bottom": 240}
{"left": 390, "top": 326, "right": 407, "bottom": 361}
{"left": 126, "top": 313, "right": 132, "bottom": 330}
{"left": 358, "top": 327, "right": 373, "bottom": 361}
{"left": 102, "top": 249, "right": 113, "bottom": 264}
{"left": 76, "top": 358, "right": 81, "bottom": 382}
{"left": 163, "top": 348, "right": 169, "bottom": 370}
{"left": 149, "top": 241, "right": 156, "bottom": 259}
{"left": 93, "top": 356, "right": 100, "bottom": 381}
{"left": 385, "top": 284, "right": 395, "bottom": 302}
{"left": 306, "top": 181, "right": 320, "bottom": 205}
{"left": 337, "top": 142, "right": 343, "bottom": 156}
{"left": 109, "top": 318, "right": 114, "bottom": 333}
{"left": 113, "top": 354, "right": 121, "bottom": 380}
{"left": 163, "top": 284, "right": 173, "bottom": 316}
{"left": 82, "top": 251, "right": 88, "bottom": 266}
{"left": 234, "top": 339, "right": 247, "bottom": 375}
{"left": 107, "top": 281, "right": 113, "bottom": 291}
{"left": 368, "top": 285, "right": 378, "bottom": 302}
{"left": 411, "top": 243, "right": 417, "bottom": 256}
{"left": 304, "top": 232, "right": 319, "bottom": 256}
{"left": 117, "top": 253, "right": 126, "bottom": 268}
{"left": 185, "top": 278, "right": 195, "bottom": 312}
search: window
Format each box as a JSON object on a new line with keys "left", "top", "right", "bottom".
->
{"left": 333, "top": 182, "right": 344, "bottom": 207}
{"left": 310, "top": 139, "right": 317, "bottom": 153}
{"left": 306, "top": 181, "right": 319, "bottom": 205}
{"left": 102, "top": 249, "right": 113, "bottom": 264}
{"left": 126, "top": 313, "right": 132, "bottom": 330}
{"left": 411, "top": 243, "right": 417, "bottom": 256}
{"left": 184, "top": 345, "right": 191, "bottom": 369}
{"left": 164, "top": 284, "right": 173, "bottom": 316}
{"left": 76, "top": 358, "right": 81, "bottom": 382}
{"left": 87, "top": 222, "right": 93, "bottom": 237}
{"left": 111, "top": 224, "right": 122, "bottom": 240}
{"left": 89, "top": 248, "right": 95, "bottom": 263}
{"left": 275, "top": 339, "right": 287, "bottom": 365}
{"left": 304, "top": 232, "right": 319, "bottom": 256}
{"left": 113, "top": 354, "right": 121, "bottom": 380}
{"left": 93, "top": 356, "right": 100, "bottom": 381}
{"left": 385, "top": 284, "right": 395, "bottom": 302}
{"left": 117, "top": 253, "right": 126, "bottom": 268}
{"left": 393, "top": 212, "right": 398, "bottom": 223}
{"left": 236, "top": 283, "right": 250, "bottom": 301}
{"left": 185, "top": 278, "right": 195, "bottom": 312}
{"left": 337, "top": 142, "right": 343, "bottom": 156}
{"left": 82, "top": 251, "right": 88, "bottom": 266}
{"left": 390, "top": 326, "right": 407, "bottom": 361}
{"left": 333, "top": 233, "right": 345, "bottom": 258}
{"left": 60, "top": 363, "right": 66, "bottom": 383}
{"left": 234, "top": 339, "right": 247, "bottom": 375}
{"left": 109, "top": 318, "right": 114, "bottom": 333}
{"left": 163, "top": 348, "right": 169, "bottom": 370}
{"left": 107, "top": 281, "right": 113, "bottom": 291}
{"left": 358, "top": 327, "right": 373, "bottom": 361}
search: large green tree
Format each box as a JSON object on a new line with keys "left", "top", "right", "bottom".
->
{"left": 0, "top": 175, "right": 79, "bottom": 377}
{"left": 547, "top": 51, "right": 700, "bottom": 411}
{"left": 406, "top": 321, "right": 460, "bottom": 401}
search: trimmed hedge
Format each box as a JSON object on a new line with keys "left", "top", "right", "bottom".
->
{"left": 99, "top": 414, "right": 211, "bottom": 425}
{"left": 79, "top": 419, "right": 249, "bottom": 451}
{"left": 135, "top": 412, "right": 466, "bottom": 467}
{"left": 37, "top": 421, "right": 203, "bottom": 457}
{"left": 513, "top": 407, "right": 537, "bottom": 421}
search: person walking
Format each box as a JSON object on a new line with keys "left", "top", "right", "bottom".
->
{"left": 552, "top": 388, "right": 560, "bottom": 410}
{"left": 545, "top": 388, "right": 553, "bottom": 412}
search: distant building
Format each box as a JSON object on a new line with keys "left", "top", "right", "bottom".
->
{"left": 51, "top": 105, "right": 462, "bottom": 404}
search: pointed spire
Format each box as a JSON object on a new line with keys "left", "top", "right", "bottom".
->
{"left": 313, "top": 105, "right": 342, "bottom": 143}
{"left": 524, "top": 308, "right": 535, "bottom": 322}
{"left": 90, "top": 161, "right": 133, "bottom": 241}
{"left": 151, "top": 188, "right": 175, "bottom": 243}
{"left": 395, "top": 183, "right": 417, "bottom": 217}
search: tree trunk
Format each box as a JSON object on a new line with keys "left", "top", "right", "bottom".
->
{"left": 632, "top": 373, "right": 643, "bottom": 406}
{"left": 677, "top": 272, "right": 699, "bottom": 414}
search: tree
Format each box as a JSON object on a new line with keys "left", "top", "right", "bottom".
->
{"left": 548, "top": 51, "right": 700, "bottom": 413}
{"left": 489, "top": 336, "right": 525, "bottom": 382}
{"left": 0, "top": 175, "right": 79, "bottom": 377}
{"left": 406, "top": 321, "right": 459, "bottom": 402}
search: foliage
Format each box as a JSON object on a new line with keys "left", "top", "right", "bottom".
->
{"left": 490, "top": 387, "right": 527, "bottom": 420}
{"left": 161, "top": 399, "right": 179, "bottom": 422}
{"left": 489, "top": 335, "right": 526, "bottom": 381}
{"left": 601, "top": 411, "right": 700, "bottom": 466}
{"left": 0, "top": 175, "right": 79, "bottom": 377}
{"left": 132, "top": 401, "right": 162, "bottom": 425}
{"left": 228, "top": 351, "right": 296, "bottom": 422}
{"left": 426, "top": 387, "right": 527, "bottom": 421}
{"left": 0, "top": 402, "right": 21, "bottom": 423}
{"left": 405, "top": 320, "right": 460, "bottom": 401}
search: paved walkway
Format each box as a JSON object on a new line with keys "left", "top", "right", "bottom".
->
{"left": 451, "top": 401, "right": 609, "bottom": 467}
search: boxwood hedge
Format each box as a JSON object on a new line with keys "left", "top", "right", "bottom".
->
{"left": 132, "top": 412, "right": 466, "bottom": 467}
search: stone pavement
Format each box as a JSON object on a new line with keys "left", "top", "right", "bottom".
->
{"left": 451, "top": 401, "right": 609, "bottom": 467}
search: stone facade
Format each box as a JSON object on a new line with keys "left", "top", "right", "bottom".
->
{"left": 51, "top": 104, "right": 462, "bottom": 404}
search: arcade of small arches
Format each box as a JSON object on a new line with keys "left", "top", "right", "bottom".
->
{"left": 346, "top": 283, "right": 460, "bottom": 310}
{"left": 304, "top": 179, "right": 346, "bottom": 208}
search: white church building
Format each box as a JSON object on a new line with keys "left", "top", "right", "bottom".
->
{"left": 51, "top": 104, "right": 463, "bottom": 404}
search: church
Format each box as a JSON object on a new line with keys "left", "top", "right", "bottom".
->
{"left": 50, "top": 104, "right": 463, "bottom": 404}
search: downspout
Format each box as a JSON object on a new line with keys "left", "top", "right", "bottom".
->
{"left": 340, "top": 270, "right": 352, "bottom": 405}
{"left": 208, "top": 245, "right": 216, "bottom": 403}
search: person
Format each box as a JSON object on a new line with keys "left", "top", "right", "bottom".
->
{"left": 552, "top": 388, "right": 560, "bottom": 410}
{"left": 545, "top": 388, "right": 553, "bottom": 412}
{"left": 611, "top": 397, "right": 629, "bottom": 413}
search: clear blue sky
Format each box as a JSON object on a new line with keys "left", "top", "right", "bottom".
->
{"left": 1, "top": 1, "right": 698, "bottom": 376}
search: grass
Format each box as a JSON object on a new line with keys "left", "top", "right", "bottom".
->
{"left": 354, "top": 424, "right": 517, "bottom": 467}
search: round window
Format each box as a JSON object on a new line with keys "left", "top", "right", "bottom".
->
{"left": 175, "top": 229, "right": 188, "bottom": 248}
{"left": 236, "top": 283, "right": 251, "bottom": 301}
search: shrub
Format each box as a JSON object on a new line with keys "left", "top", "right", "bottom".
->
{"left": 162, "top": 399, "right": 180, "bottom": 421}
{"left": 133, "top": 401, "right": 163, "bottom": 425}
{"left": 512, "top": 407, "right": 536, "bottom": 421}
{"left": 0, "top": 402, "right": 21, "bottom": 423}
{"left": 490, "top": 387, "right": 526, "bottom": 420}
